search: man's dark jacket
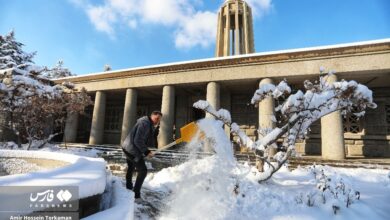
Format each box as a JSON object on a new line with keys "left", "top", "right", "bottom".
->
{"left": 122, "top": 116, "right": 158, "bottom": 162}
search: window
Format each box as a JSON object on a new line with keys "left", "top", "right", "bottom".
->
{"left": 104, "top": 105, "right": 123, "bottom": 131}
{"left": 343, "top": 113, "right": 363, "bottom": 134}
{"left": 137, "top": 106, "right": 149, "bottom": 119}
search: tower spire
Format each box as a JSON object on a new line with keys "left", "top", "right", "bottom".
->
{"left": 215, "top": 0, "right": 255, "bottom": 57}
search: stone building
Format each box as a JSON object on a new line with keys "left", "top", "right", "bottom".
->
{"left": 56, "top": 0, "right": 390, "bottom": 159}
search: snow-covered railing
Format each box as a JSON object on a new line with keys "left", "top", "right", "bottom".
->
{"left": 0, "top": 150, "right": 107, "bottom": 199}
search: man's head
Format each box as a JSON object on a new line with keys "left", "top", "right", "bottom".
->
{"left": 150, "top": 110, "right": 162, "bottom": 125}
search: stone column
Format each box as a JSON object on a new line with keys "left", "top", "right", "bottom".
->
{"left": 258, "top": 78, "right": 275, "bottom": 130}
{"left": 248, "top": 8, "right": 255, "bottom": 52}
{"left": 89, "top": 91, "right": 106, "bottom": 145}
{"left": 234, "top": 0, "right": 240, "bottom": 55}
{"left": 215, "top": 11, "right": 223, "bottom": 57}
{"left": 175, "top": 94, "right": 187, "bottom": 139}
{"left": 158, "top": 86, "right": 175, "bottom": 148}
{"left": 120, "top": 88, "right": 138, "bottom": 145}
{"left": 224, "top": 5, "right": 231, "bottom": 56}
{"left": 63, "top": 112, "right": 78, "bottom": 143}
{"left": 243, "top": 2, "right": 249, "bottom": 54}
{"left": 221, "top": 89, "right": 231, "bottom": 138}
{"left": 321, "top": 75, "right": 345, "bottom": 160}
{"left": 258, "top": 78, "right": 276, "bottom": 156}
{"left": 206, "top": 82, "right": 220, "bottom": 118}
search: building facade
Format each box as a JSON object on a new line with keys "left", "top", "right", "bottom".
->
{"left": 56, "top": 0, "right": 390, "bottom": 159}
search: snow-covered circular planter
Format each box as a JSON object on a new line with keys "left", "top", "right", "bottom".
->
{"left": 0, "top": 150, "right": 108, "bottom": 218}
{"left": 0, "top": 150, "right": 107, "bottom": 199}
{"left": 0, "top": 150, "right": 135, "bottom": 219}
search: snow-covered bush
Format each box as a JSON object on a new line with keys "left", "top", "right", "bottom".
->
{"left": 294, "top": 165, "right": 360, "bottom": 214}
{"left": 194, "top": 69, "right": 377, "bottom": 182}
{"left": 0, "top": 67, "right": 92, "bottom": 148}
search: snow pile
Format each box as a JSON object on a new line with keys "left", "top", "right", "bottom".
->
{"left": 0, "top": 150, "right": 107, "bottom": 199}
{"left": 146, "top": 119, "right": 236, "bottom": 219}
{"left": 146, "top": 160, "right": 389, "bottom": 219}
{"left": 84, "top": 176, "right": 134, "bottom": 220}
{"left": 142, "top": 119, "right": 389, "bottom": 219}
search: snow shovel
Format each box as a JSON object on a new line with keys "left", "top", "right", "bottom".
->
{"left": 153, "top": 121, "right": 200, "bottom": 154}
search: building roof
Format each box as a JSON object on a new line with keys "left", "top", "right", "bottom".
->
{"left": 55, "top": 38, "right": 390, "bottom": 84}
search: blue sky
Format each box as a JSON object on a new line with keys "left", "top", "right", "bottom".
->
{"left": 1, "top": 0, "right": 389, "bottom": 75}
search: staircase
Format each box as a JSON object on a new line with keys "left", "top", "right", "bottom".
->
{"left": 58, "top": 144, "right": 390, "bottom": 174}
{"left": 288, "top": 156, "right": 390, "bottom": 170}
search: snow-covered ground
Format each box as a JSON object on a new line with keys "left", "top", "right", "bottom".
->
{"left": 141, "top": 158, "right": 390, "bottom": 220}
{"left": 84, "top": 175, "right": 134, "bottom": 220}
{"left": 1, "top": 118, "right": 389, "bottom": 220}
{"left": 136, "top": 119, "right": 390, "bottom": 220}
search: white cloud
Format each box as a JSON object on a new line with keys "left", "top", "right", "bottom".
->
{"left": 140, "top": 0, "right": 190, "bottom": 25}
{"left": 109, "top": 0, "right": 136, "bottom": 15}
{"left": 245, "top": 0, "right": 273, "bottom": 17}
{"left": 86, "top": 6, "right": 117, "bottom": 37}
{"left": 70, "top": 0, "right": 273, "bottom": 49}
{"left": 175, "top": 11, "right": 217, "bottom": 49}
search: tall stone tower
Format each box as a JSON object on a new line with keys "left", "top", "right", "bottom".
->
{"left": 215, "top": 0, "right": 255, "bottom": 57}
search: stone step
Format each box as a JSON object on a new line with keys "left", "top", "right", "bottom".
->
{"left": 58, "top": 144, "right": 390, "bottom": 171}
{"left": 288, "top": 156, "right": 390, "bottom": 170}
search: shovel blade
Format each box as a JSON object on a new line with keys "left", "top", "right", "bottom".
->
{"left": 179, "top": 122, "right": 199, "bottom": 143}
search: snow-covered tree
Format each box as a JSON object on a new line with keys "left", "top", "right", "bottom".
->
{"left": 104, "top": 64, "right": 111, "bottom": 71}
{"left": 0, "top": 30, "right": 36, "bottom": 70}
{"left": 42, "top": 60, "right": 74, "bottom": 79}
{"left": 0, "top": 67, "right": 91, "bottom": 149}
{"left": 194, "top": 69, "right": 377, "bottom": 182}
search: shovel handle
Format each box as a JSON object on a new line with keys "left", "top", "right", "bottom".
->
{"left": 153, "top": 139, "right": 180, "bottom": 154}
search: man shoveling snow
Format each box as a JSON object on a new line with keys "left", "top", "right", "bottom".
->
{"left": 122, "top": 111, "right": 161, "bottom": 201}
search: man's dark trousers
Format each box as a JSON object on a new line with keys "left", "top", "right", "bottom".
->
{"left": 126, "top": 158, "right": 147, "bottom": 198}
